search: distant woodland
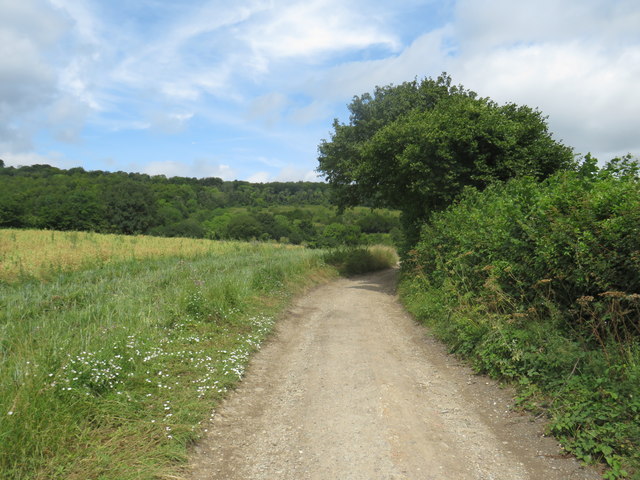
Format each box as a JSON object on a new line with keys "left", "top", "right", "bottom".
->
{"left": 0, "top": 161, "right": 400, "bottom": 246}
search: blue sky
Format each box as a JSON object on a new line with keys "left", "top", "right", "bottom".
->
{"left": 1, "top": 0, "right": 639, "bottom": 181}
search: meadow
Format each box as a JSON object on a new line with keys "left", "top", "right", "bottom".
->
{"left": 0, "top": 229, "right": 243, "bottom": 283}
{"left": 0, "top": 229, "right": 337, "bottom": 479}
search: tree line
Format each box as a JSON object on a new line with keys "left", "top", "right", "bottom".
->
{"left": 0, "top": 160, "right": 399, "bottom": 246}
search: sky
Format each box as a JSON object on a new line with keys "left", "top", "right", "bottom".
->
{"left": 1, "top": 0, "right": 639, "bottom": 182}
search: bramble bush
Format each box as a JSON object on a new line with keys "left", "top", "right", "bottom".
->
{"left": 401, "top": 157, "right": 640, "bottom": 477}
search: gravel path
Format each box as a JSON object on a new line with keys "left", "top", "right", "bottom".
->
{"left": 189, "top": 269, "right": 601, "bottom": 480}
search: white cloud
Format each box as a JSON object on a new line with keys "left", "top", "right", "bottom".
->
{"left": 1, "top": 150, "right": 77, "bottom": 169}
{"left": 454, "top": 0, "right": 640, "bottom": 51}
{"left": 142, "top": 160, "right": 190, "bottom": 177}
{"left": 58, "top": 56, "right": 105, "bottom": 112}
{"left": 0, "top": 0, "right": 65, "bottom": 151}
{"left": 48, "top": 0, "right": 102, "bottom": 45}
{"left": 108, "top": 0, "right": 402, "bottom": 109}
{"left": 148, "top": 112, "right": 194, "bottom": 135}
{"left": 454, "top": 42, "right": 640, "bottom": 158}
{"left": 243, "top": 165, "right": 323, "bottom": 182}
{"left": 248, "top": 93, "right": 290, "bottom": 127}
{"left": 247, "top": 171, "right": 271, "bottom": 183}
{"left": 301, "top": 28, "right": 453, "bottom": 103}
{"left": 275, "top": 165, "right": 322, "bottom": 182}
{"left": 0, "top": 127, "right": 33, "bottom": 154}
{"left": 254, "top": 156, "right": 286, "bottom": 169}
{"left": 2, "top": 0, "right": 639, "bottom": 181}
{"left": 0, "top": 0, "right": 69, "bottom": 45}
{"left": 244, "top": 0, "right": 400, "bottom": 61}
{"left": 290, "top": 100, "right": 331, "bottom": 125}
{"left": 447, "top": 0, "right": 640, "bottom": 160}
{"left": 47, "top": 96, "right": 90, "bottom": 142}
{"left": 0, "top": 0, "right": 105, "bottom": 153}
{"left": 302, "top": 0, "right": 640, "bottom": 162}
{"left": 141, "top": 159, "right": 237, "bottom": 180}
{"left": 109, "top": 2, "right": 261, "bottom": 101}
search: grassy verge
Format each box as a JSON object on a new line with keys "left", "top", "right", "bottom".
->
{"left": 400, "top": 278, "right": 639, "bottom": 479}
{"left": 0, "top": 231, "right": 335, "bottom": 479}
{"left": 322, "top": 245, "right": 398, "bottom": 276}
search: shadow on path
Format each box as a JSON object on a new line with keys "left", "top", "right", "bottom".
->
{"left": 346, "top": 268, "right": 398, "bottom": 296}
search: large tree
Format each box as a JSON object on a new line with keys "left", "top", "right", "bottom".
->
{"left": 317, "top": 74, "right": 575, "bottom": 245}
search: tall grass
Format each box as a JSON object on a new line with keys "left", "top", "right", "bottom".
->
{"left": 0, "top": 230, "right": 334, "bottom": 479}
{"left": 323, "top": 245, "right": 398, "bottom": 275}
{"left": 0, "top": 228, "right": 244, "bottom": 283}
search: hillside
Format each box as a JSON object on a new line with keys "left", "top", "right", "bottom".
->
{"left": 0, "top": 162, "right": 400, "bottom": 246}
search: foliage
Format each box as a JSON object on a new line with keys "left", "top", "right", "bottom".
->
{"left": 317, "top": 73, "right": 574, "bottom": 246}
{"left": 320, "top": 223, "right": 362, "bottom": 248}
{"left": 356, "top": 210, "right": 399, "bottom": 233}
{"left": 0, "top": 163, "right": 400, "bottom": 247}
{"left": 0, "top": 164, "right": 328, "bottom": 235}
{"left": 400, "top": 157, "right": 640, "bottom": 477}
{"left": 225, "top": 213, "right": 263, "bottom": 240}
{"left": 0, "top": 231, "right": 336, "bottom": 479}
{"left": 407, "top": 159, "right": 640, "bottom": 334}
{"left": 323, "top": 245, "right": 398, "bottom": 276}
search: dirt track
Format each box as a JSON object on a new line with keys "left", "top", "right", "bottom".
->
{"left": 189, "top": 269, "right": 600, "bottom": 480}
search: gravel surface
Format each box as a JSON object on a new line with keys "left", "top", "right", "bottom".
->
{"left": 189, "top": 269, "right": 601, "bottom": 480}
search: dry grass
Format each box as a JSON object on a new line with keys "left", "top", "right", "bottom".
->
{"left": 0, "top": 229, "right": 256, "bottom": 283}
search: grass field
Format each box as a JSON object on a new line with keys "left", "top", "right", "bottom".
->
{"left": 0, "top": 228, "right": 249, "bottom": 284}
{"left": 0, "top": 229, "right": 336, "bottom": 479}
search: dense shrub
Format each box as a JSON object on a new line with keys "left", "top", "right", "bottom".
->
{"left": 324, "top": 245, "right": 398, "bottom": 276}
{"left": 401, "top": 158, "right": 640, "bottom": 477}
{"left": 407, "top": 161, "right": 640, "bottom": 340}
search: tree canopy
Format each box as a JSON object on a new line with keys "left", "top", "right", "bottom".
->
{"left": 0, "top": 162, "right": 401, "bottom": 246}
{"left": 317, "top": 74, "right": 575, "bottom": 244}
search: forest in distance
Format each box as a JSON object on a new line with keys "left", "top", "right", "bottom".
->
{"left": 0, "top": 160, "right": 400, "bottom": 247}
